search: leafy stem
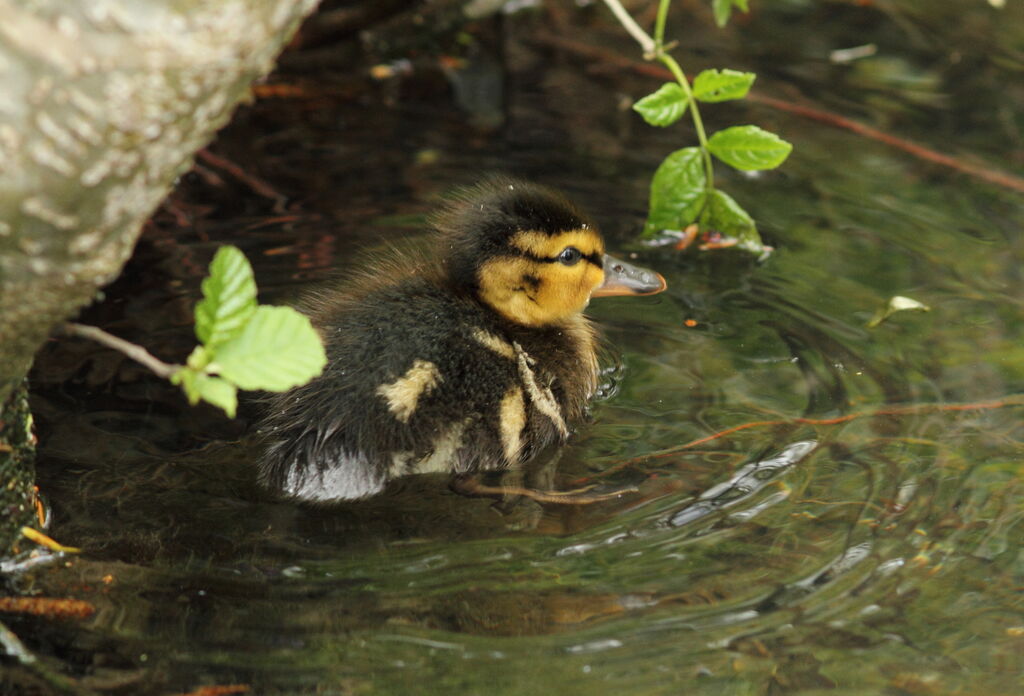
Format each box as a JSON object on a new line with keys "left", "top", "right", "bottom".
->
{"left": 601, "top": 0, "right": 792, "bottom": 255}
{"left": 61, "top": 246, "right": 326, "bottom": 418}
{"left": 657, "top": 52, "right": 716, "bottom": 197}
{"left": 602, "top": 0, "right": 717, "bottom": 211}
{"left": 653, "top": 0, "right": 670, "bottom": 51}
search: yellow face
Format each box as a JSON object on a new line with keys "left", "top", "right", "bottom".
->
{"left": 477, "top": 227, "right": 607, "bottom": 327}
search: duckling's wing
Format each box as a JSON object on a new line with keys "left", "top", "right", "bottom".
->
{"left": 259, "top": 281, "right": 525, "bottom": 502}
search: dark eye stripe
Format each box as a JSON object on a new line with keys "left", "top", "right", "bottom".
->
{"left": 571, "top": 251, "right": 602, "bottom": 267}
{"left": 511, "top": 249, "right": 602, "bottom": 267}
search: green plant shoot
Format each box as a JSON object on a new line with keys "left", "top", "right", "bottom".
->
{"left": 170, "top": 246, "right": 326, "bottom": 417}
{"left": 603, "top": 0, "right": 792, "bottom": 254}
{"left": 712, "top": 0, "right": 749, "bottom": 28}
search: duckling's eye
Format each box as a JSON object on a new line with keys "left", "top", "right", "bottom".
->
{"left": 558, "top": 247, "right": 583, "bottom": 266}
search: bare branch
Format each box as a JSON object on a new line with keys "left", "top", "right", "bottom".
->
{"left": 61, "top": 323, "right": 181, "bottom": 380}
{"left": 600, "top": 0, "right": 656, "bottom": 56}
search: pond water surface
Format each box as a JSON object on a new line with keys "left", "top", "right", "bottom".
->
{"left": 10, "top": 1, "right": 1024, "bottom": 694}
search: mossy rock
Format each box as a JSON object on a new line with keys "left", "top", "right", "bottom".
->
{"left": 1, "top": 384, "right": 38, "bottom": 558}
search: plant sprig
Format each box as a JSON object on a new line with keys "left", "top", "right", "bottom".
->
{"left": 603, "top": 0, "right": 792, "bottom": 255}
{"left": 66, "top": 246, "right": 326, "bottom": 418}
{"left": 170, "top": 246, "right": 326, "bottom": 416}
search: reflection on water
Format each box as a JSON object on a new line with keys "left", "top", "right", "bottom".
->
{"left": 667, "top": 440, "right": 816, "bottom": 527}
{"left": 11, "top": 1, "right": 1024, "bottom": 694}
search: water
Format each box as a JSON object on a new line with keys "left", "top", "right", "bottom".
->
{"left": 10, "top": 1, "right": 1024, "bottom": 694}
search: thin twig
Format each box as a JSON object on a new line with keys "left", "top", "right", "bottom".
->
{"left": 196, "top": 149, "right": 288, "bottom": 211}
{"left": 61, "top": 323, "right": 181, "bottom": 379}
{"left": 600, "top": 0, "right": 655, "bottom": 55}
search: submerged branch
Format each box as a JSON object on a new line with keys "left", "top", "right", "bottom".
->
{"left": 578, "top": 394, "right": 1024, "bottom": 483}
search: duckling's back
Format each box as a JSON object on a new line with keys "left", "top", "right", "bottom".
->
{"left": 259, "top": 274, "right": 598, "bottom": 502}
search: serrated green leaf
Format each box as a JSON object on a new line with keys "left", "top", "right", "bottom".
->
{"left": 195, "top": 245, "right": 258, "bottom": 348}
{"left": 693, "top": 69, "right": 756, "bottom": 102}
{"left": 644, "top": 147, "right": 707, "bottom": 237}
{"left": 211, "top": 305, "right": 326, "bottom": 392}
{"left": 633, "top": 83, "right": 689, "bottom": 127}
{"left": 194, "top": 375, "right": 238, "bottom": 417}
{"left": 708, "top": 125, "right": 793, "bottom": 171}
{"left": 712, "top": 0, "right": 749, "bottom": 27}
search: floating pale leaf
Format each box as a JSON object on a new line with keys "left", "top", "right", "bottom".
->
{"left": 867, "top": 296, "right": 931, "bottom": 328}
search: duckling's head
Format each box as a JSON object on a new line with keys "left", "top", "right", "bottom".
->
{"left": 437, "top": 179, "right": 666, "bottom": 327}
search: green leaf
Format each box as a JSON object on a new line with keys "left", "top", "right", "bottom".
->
{"left": 195, "top": 245, "right": 258, "bottom": 348}
{"left": 186, "top": 345, "right": 211, "bottom": 371}
{"left": 170, "top": 367, "right": 198, "bottom": 401}
{"left": 644, "top": 147, "right": 707, "bottom": 237}
{"left": 692, "top": 69, "right": 756, "bottom": 102}
{"left": 706, "top": 189, "right": 757, "bottom": 241}
{"left": 633, "top": 83, "right": 689, "bottom": 127}
{"left": 712, "top": 0, "right": 749, "bottom": 27}
{"left": 211, "top": 305, "right": 327, "bottom": 392}
{"left": 171, "top": 369, "right": 238, "bottom": 417}
{"left": 194, "top": 375, "right": 238, "bottom": 417}
{"left": 707, "top": 125, "right": 793, "bottom": 171}
{"left": 703, "top": 190, "right": 772, "bottom": 257}
{"left": 867, "top": 295, "right": 931, "bottom": 328}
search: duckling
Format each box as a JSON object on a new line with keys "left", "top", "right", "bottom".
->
{"left": 259, "top": 178, "right": 666, "bottom": 502}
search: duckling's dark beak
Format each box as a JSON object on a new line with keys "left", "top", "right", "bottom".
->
{"left": 592, "top": 254, "right": 667, "bottom": 297}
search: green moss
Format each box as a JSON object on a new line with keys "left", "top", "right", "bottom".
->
{"left": 0, "top": 383, "right": 37, "bottom": 558}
